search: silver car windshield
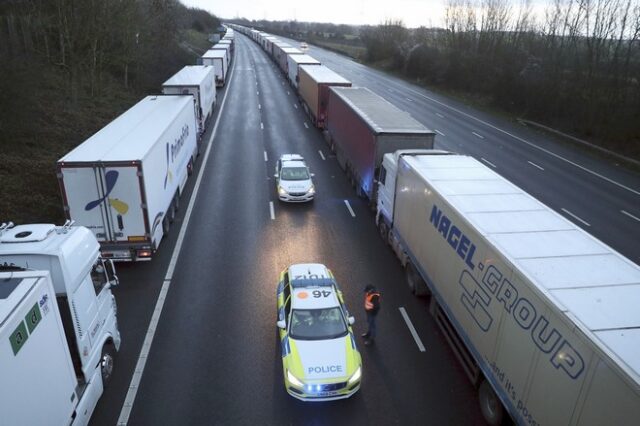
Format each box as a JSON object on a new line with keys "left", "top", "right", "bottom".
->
{"left": 281, "top": 167, "right": 310, "bottom": 181}
{"left": 290, "top": 307, "right": 348, "bottom": 340}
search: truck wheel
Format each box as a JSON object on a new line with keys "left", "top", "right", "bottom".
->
{"left": 378, "top": 220, "right": 389, "bottom": 244}
{"left": 406, "top": 262, "right": 429, "bottom": 296}
{"left": 168, "top": 199, "right": 176, "bottom": 223}
{"left": 162, "top": 215, "right": 170, "bottom": 234}
{"left": 187, "top": 158, "right": 194, "bottom": 176}
{"left": 100, "top": 343, "right": 115, "bottom": 384}
{"left": 479, "top": 379, "right": 505, "bottom": 426}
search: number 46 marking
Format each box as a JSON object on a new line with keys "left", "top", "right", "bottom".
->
{"left": 312, "top": 290, "right": 332, "bottom": 298}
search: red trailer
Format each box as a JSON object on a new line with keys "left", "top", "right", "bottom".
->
{"left": 326, "top": 87, "right": 435, "bottom": 201}
{"left": 298, "top": 65, "right": 351, "bottom": 129}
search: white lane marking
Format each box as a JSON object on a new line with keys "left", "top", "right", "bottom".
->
{"left": 319, "top": 150, "right": 326, "bottom": 160}
{"left": 435, "top": 129, "right": 445, "bottom": 137}
{"left": 269, "top": 201, "right": 275, "bottom": 220}
{"left": 287, "top": 91, "right": 290, "bottom": 95}
{"left": 304, "top": 122, "right": 309, "bottom": 129}
{"left": 561, "top": 208, "right": 591, "bottom": 227}
{"left": 257, "top": 91, "right": 259, "bottom": 95}
{"left": 117, "top": 44, "right": 238, "bottom": 426}
{"left": 481, "top": 158, "right": 496, "bottom": 168}
{"left": 261, "top": 122, "right": 264, "bottom": 130}
{"left": 472, "top": 131, "right": 485, "bottom": 139}
{"left": 344, "top": 200, "right": 356, "bottom": 217}
{"left": 264, "top": 151, "right": 268, "bottom": 162}
{"left": 293, "top": 103, "right": 298, "bottom": 109}
{"left": 406, "top": 98, "right": 413, "bottom": 102}
{"left": 393, "top": 84, "right": 640, "bottom": 196}
{"left": 258, "top": 103, "right": 261, "bottom": 110}
{"left": 387, "top": 88, "right": 394, "bottom": 93}
{"left": 621, "top": 210, "right": 640, "bottom": 222}
{"left": 435, "top": 112, "right": 444, "bottom": 118}
{"left": 399, "top": 307, "right": 426, "bottom": 352}
{"left": 528, "top": 161, "right": 545, "bottom": 171}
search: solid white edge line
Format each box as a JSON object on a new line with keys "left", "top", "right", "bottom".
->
{"left": 621, "top": 210, "right": 640, "bottom": 222}
{"left": 561, "top": 208, "right": 591, "bottom": 227}
{"left": 399, "top": 307, "right": 426, "bottom": 352}
{"left": 435, "top": 129, "right": 445, "bottom": 137}
{"left": 344, "top": 200, "right": 356, "bottom": 217}
{"left": 481, "top": 158, "right": 497, "bottom": 168}
{"left": 264, "top": 151, "right": 268, "bottom": 162}
{"left": 393, "top": 82, "right": 640, "bottom": 196}
{"left": 117, "top": 49, "right": 239, "bottom": 426}
{"left": 318, "top": 150, "right": 326, "bottom": 160}
{"left": 528, "top": 161, "right": 545, "bottom": 171}
{"left": 472, "top": 131, "right": 485, "bottom": 139}
{"left": 269, "top": 201, "right": 275, "bottom": 220}
{"left": 435, "top": 112, "right": 444, "bottom": 118}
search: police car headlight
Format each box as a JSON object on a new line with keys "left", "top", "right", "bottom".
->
{"left": 278, "top": 186, "right": 288, "bottom": 196}
{"left": 287, "top": 370, "right": 304, "bottom": 387}
{"left": 347, "top": 367, "right": 361, "bottom": 385}
{"left": 307, "top": 185, "right": 315, "bottom": 195}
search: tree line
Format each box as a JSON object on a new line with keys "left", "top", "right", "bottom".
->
{"left": 361, "top": 0, "right": 640, "bottom": 158}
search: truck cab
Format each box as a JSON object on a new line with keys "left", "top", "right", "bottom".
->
{"left": 0, "top": 222, "right": 121, "bottom": 400}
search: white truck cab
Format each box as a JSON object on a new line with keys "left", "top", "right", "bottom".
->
{"left": 0, "top": 221, "right": 120, "bottom": 425}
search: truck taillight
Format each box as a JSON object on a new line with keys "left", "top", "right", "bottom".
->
{"left": 136, "top": 249, "right": 152, "bottom": 259}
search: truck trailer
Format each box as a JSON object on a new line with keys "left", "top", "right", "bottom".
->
{"left": 57, "top": 95, "right": 198, "bottom": 261}
{"left": 162, "top": 65, "right": 216, "bottom": 140}
{"left": 202, "top": 49, "right": 228, "bottom": 87}
{"left": 287, "top": 54, "right": 320, "bottom": 88}
{"left": 279, "top": 47, "right": 303, "bottom": 73}
{"left": 210, "top": 43, "right": 232, "bottom": 68}
{"left": 298, "top": 65, "right": 351, "bottom": 129}
{"left": 326, "top": 87, "right": 435, "bottom": 201}
{"left": 375, "top": 151, "right": 640, "bottom": 425}
{"left": 0, "top": 222, "right": 120, "bottom": 426}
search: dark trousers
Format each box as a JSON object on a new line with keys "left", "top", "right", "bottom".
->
{"left": 366, "top": 311, "right": 377, "bottom": 339}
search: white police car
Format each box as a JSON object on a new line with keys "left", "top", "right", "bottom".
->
{"left": 274, "top": 154, "right": 315, "bottom": 202}
{"left": 276, "top": 263, "right": 362, "bottom": 401}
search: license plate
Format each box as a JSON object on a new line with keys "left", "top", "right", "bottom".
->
{"left": 316, "top": 391, "right": 338, "bottom": 397}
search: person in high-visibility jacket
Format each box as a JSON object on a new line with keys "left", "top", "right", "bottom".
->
{"left": 362, "top": 285, "right": 381, "bottom": 345}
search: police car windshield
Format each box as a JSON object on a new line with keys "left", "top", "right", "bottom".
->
{"left": 281, "top": 167, "right": 309, "bottom": 181}
{"left": 290, "top": 307, "right": 348, "bottom": 340}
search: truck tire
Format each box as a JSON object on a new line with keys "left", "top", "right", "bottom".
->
{"left": 100, "top": 343, "right": 115, "bottom": 385}
{"left": 406, "top": 262, "right": 429, "bottom": 296}
{"left": 378, "top": 220, "right": 389, "bottom": 245}
{"left": 187, "top": 158, "right": 194, "bottom": 176}
{"left": 162, "top": 214, "right": 170, "bottom": 235}
{"left": 479, "top": 379, "right": 505, "bottom": 426}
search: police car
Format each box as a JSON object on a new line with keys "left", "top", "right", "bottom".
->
{"left": 274, "top": 154, "right": 315, "bottom": 202}
{"left": 276, "top": 263, "right": 362, "bottom": 401}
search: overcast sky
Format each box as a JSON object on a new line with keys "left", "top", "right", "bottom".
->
{"left": 181, "top": 0, "right": 448, "bottom": 28}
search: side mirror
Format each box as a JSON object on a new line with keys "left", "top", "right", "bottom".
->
{"left": 348, "top": 316, "right": 355, "bottom": 325}
{"left": 106, "top": 259, "right": 119, "bottom": 287}
{"left": 277, "top": 320, "right": 287, "bottom": 329}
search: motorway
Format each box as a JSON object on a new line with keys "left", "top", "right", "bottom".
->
{"left": 91, "top": 31, "right": 640, "bottom": 425}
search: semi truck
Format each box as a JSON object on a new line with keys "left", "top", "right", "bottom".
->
{"left": 210, "top": 43, "right": 232, "bottom": 68}
{"left": 57, "top": 95, "right": 198, "bottom": 261}
{"left": 202, "top": 49, "right": 228, "bottom": 87}
{"left": 298, "top": 65, "right": 351, "bottom": 129}
{"left": 326, "top": 87, "right": 435, "bottom": 201}
{"left": 278, "top": 47, "right": 303, "bottom": 73}
{"left": 375, "top": 151, "right": 640, "bottom": 425}
{"left": 0, "top": 221, "right": 121, "bottom": 425}
{"left": 162, "top": 65, "right": 216, "bottom": 139}
{"left": 287, "top": 54, "right": 320, "bottom": 88}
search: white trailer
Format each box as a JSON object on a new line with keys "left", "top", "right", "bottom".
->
{"left": 210, "top": 43, "right": 232, "bottom": 67}
{"left": 202, "top": 49, "right": 228, "bottom": 87}
{"left": 163, "top": 65, "right": 216, "bottom": 139}
{"left": 287, "top": 54, "right": 320, "bottom": 88}
{"left": 57, "top": 95, "right": 198, "bottom": 261}
{"left": 376, "top": 151, "right": 640, "bottom": 425}
{"left": 0, "top": 222, "right": 120, "bottom": 426}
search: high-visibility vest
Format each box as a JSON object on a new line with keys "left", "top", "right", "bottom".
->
{"left": 364, "top": 292, "right": 380, "bottom": 311}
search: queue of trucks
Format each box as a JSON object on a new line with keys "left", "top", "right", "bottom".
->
{"left": 231, "top": 24, "right": 640, "bottom": 425}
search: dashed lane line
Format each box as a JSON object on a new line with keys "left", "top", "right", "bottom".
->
{"left": 270, "top": 201, "right": 275, "bottom": 220}
{"left": 319, "top": 150, "right": 326, "bottom": 160}
{"left": 481, "top": 158, "right": 496, "bottom": 168}
{"left": 528, "top": 161, "right": 545, "bottom": 171}
{"left": 399, "top": 307, "right": 426, "bottom": 352}
{"left": 561, "top": 208, "right": 591, "bottom": 227}
{"left": 344, "top": 200, "right": 356, "bottom": 217}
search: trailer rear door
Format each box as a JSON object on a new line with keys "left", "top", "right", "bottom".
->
{"left": 59, "top": 164, "right": 146, "bottom": 243}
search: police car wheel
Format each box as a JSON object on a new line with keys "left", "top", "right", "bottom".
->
{"left": 479, "top": 379, "right": 504, "bottom": 426}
